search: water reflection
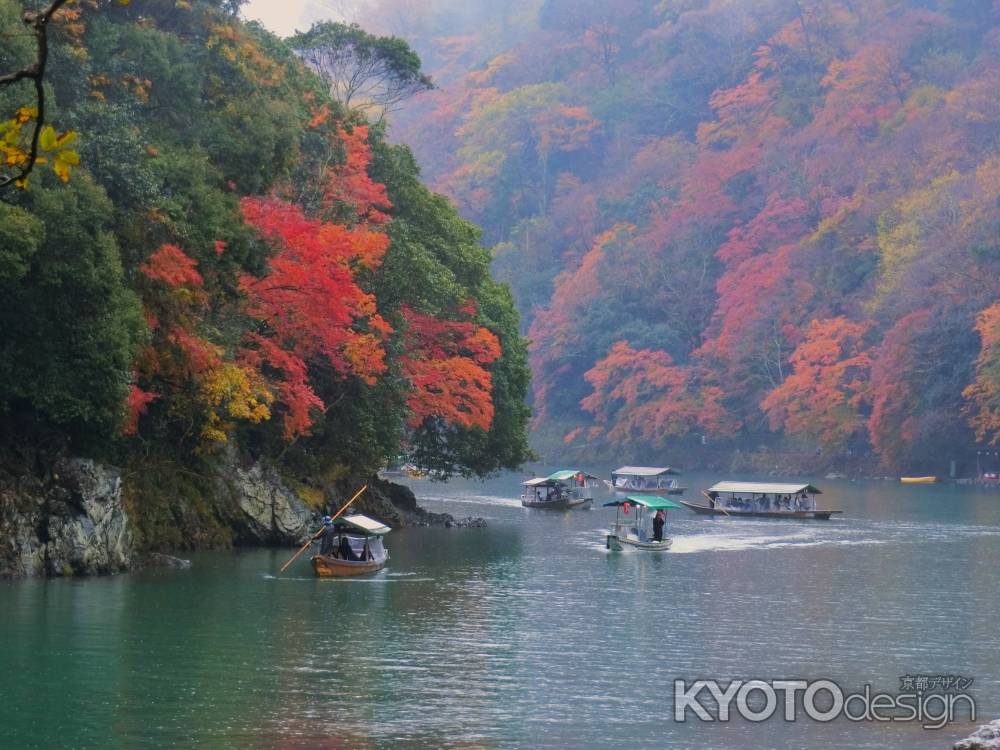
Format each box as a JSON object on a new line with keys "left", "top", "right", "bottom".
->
{"left": 0, "top": 473, "right": 998, "bottom": 749}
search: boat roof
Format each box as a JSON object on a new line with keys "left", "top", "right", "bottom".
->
{"left": 336, "top": 514, "right": 391, "bottom": 535}
{"left": 708, "top": 481, "right": 822, "bottom": 495}
{"left": 522, "top": 477, "right": 556, "bottom": 487}
{"left": 611, "top": 466, "right": 680, "bottom": 477}
{"left": 546, "top": 469, "right": 600, "bottom": 482}
{"left": 603, "top": 495, "right": 684, "bottom": 510}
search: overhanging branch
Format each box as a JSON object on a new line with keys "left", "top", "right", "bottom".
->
{"left": 0, "top": 0, "right": 69, "bottom": 191}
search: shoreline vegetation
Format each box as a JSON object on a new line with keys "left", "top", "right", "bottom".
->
{"left": 0, "top": 448, "right": 484, "bottom": 580}
{"left": 0, "top": 2, "right": 528, "bottom": 578}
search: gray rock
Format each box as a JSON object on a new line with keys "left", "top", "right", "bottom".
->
{"left": 955, "top": 719, "right": 1000, "bottom": 749}
{"left": 445, "top": 516, "right": 488, "bottom": 528}
{"left": 133, "top": 552, "right": 192, "bottom": 571}
{"left": 213, "top": 448, "right": 316, "bottom": 546}
{"left": 0, "top": 457, "right": 133, "bottom": 578}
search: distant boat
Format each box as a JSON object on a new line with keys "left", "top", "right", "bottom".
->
{"left": 311, "top": 514, "right": 390, "bottom": 576}
{"left": 377, "top": 462, "right": 426, "bottom": 479}
{"left": 521, "top": 470, "right": 600, "bottom": 509}
{"left": 679, "top": 481, "right": 842, "bottom": 520}
{"left": 610, "top": 466, "right": 686, "bottom": 495}
{"left": 900, "top": 476, "right": 937, "bottom": 484}
{"left": 603, "top": 495, "right": 682, "bottom": 551}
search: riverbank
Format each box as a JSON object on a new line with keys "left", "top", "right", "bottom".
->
{"left": 0, "top": 448, "right": 480, "bottom": 579}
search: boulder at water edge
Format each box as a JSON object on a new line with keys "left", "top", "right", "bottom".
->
{"left": 955, "top": 719, "right": 1000, "bottom": 749}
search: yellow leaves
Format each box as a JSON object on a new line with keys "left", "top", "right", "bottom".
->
{"left": 197, "top": 363, "right": 274, "bottom": 450}
{"left": 13, "top": 107, "right": 38, "bottom": 125}
{"left": 206, "top": 23, "right": 285, "bottom": 88}
{"left": 1, "top": 111, "right": 79, "bottom": 186}
{"left": 52, "top": 148, "right": 80, "bottom": 182}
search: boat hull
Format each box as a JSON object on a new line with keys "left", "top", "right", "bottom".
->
{"left": 522, "top": 497, "right": 592, "bottom": 510}
{"left": 679, "top": 500, "right": 841, "bottom": 520}
{"left": 311, "top": 554, "right": 386, "bottom": 577}
{"left": 606, "top": 534, "right": 671, "bottom": 551}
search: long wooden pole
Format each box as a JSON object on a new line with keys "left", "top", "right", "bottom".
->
{"left": 278, "top": 484, "right": 368, "bottom": 573}
{"left": 702, "top": 490, "right": 730, "bottom": 516}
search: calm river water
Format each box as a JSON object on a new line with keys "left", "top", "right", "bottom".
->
{"left": 2, "top": 471, "right": 999, "bottom": 749}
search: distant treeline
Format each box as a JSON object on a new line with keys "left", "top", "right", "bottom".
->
{"left": 363, "top": 0, "right": 1000, "bottom": 471}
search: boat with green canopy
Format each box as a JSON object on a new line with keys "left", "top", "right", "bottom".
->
{"left": 521, "top": 470, "right": 600, "bottom": 509}
{"left": 678, "top": 481, "right": 842, "bottom": 520}
{"left": 603, "top": 495, "right": 683, "bottom": 551}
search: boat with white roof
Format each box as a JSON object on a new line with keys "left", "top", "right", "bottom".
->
{"left": 678, "top": 481, "right": 841, "bottom": 520}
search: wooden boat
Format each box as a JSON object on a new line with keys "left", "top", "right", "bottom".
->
{"left": 679, "top": 482, "right": 842, "bottom": 520}
{"left": 521, "top": 470, "right": 599, "bottom": 509}
{"left": 604, "top": 495, "right": 681, "bottom": 551}
{"left": 610, "top": 465, "right": 686, "bottom": 496}
{"left": 311, "top": 514, "right": 390, "bottom": 577}
{"left": 900, "top": 476, "right": 937, "bottom": 484}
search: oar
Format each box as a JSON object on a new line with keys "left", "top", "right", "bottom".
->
{"left": 702, "top": 490, "right": 730, "bottom": 516}
{"left": 278, "top": 484, "right": 368, "bottom": 573}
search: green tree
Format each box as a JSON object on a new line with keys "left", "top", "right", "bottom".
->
{"left": 290, "top": 22, "right": 433, "bottom": 122}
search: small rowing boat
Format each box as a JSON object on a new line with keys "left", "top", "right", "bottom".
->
{"left": 679, "top": 481, "right": 842, "bottom": 520}
{"left": 311, "top": 514, "right": 390, "bottom": 577}
{"left": 603, "top": 495, "right": 682, "bottom": 551}
{"left": 900, "top": 476, "right": 937, "bottom": 484}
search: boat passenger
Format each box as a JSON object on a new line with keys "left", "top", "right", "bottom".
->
{"left": 652, "top": 509, "right": 666, "bottom": 542}
{"left": 339, "top": 534, "right": 358, "bottom": 561}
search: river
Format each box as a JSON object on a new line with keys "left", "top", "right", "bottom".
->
{"left": 1, "top": 471, "right": 998, "bottom": 749}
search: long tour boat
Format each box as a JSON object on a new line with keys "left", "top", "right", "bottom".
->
{"left": 311, "top": 514, "right": 390, "bottom": 576}
{"left": 604, "top": 495, "right": 683, "bottom": 551}
{"left": 521, "top": 470, "right": 600, "bottom": 509}
{"left": 610, "top": 466, "right": 686, "bottom": 496}
{"left": 678, "top": 481, "right": 842, "bottom": 520}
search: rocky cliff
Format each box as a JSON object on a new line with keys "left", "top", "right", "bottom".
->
{"left": 0, "top": 449, "right": 465, "bottom": 579}
{"left": 0, "top": 457, "right": 132, "bottom": 577}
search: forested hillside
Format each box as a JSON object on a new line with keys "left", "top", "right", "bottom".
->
{"left": 0, "top": 0, "right": 530, "bottom": 535}
{"left": 356, "top": 0, "right": 1000, "bottom": 472}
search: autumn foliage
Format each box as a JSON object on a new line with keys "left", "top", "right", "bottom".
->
{"left": 963, "top": 304, "right": 1000, "bottom": 446}
{"left": 377, "top": 0, "right": 1000, "bottom": 469}
{"left": 400, "top": 305, "right": 501, "bottom": 431}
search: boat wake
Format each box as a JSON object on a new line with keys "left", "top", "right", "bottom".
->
{"left": 667, "top": 530, "right": 886, "bottom": 554}
{"left": 263, "top": 573, "right": 434, "bottom": 583}
{"left": 418, "top": 493, "right": 522, "bottom": 509}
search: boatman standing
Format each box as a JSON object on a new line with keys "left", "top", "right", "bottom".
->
{"left": 652, "top": 508, "right": 666, "bottom": 542}
{"left": 318, "top": 515, "right": 337, "bottom": 556}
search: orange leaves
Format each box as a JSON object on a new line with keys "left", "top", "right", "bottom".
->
{"left": 241, "top": 197, "right": 387, "bottom": 271}
{"left": 123, "top": 384, "right": 157, "bottom": 435}
{"left": 239, "top": 197, "right": 390, "bottom": 390}
{"left": 533, "top": 105, "right": 601, "bottom": 155}
{"left": 139, "top": 244, "right": 204, "bottom": 288}
{"left": 963, "top": 303, "right": 1000, "bottom": 445}
{"left": 400, "top": 305, "right": 501, "bottom": 431}
{"left": 323, "top": 126, "right": 393, "bottom": 224}
{"left": 761, "top": 317, "right": 872, "bottom": 451}
{"left": 578, "top": 341, "right": 731, "bottom": 449}
{"left": 240, "top": 334, "right": 322, "bottom": 440}
{"left": 867, "top": 309, "right": 931, "bottom": 465}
